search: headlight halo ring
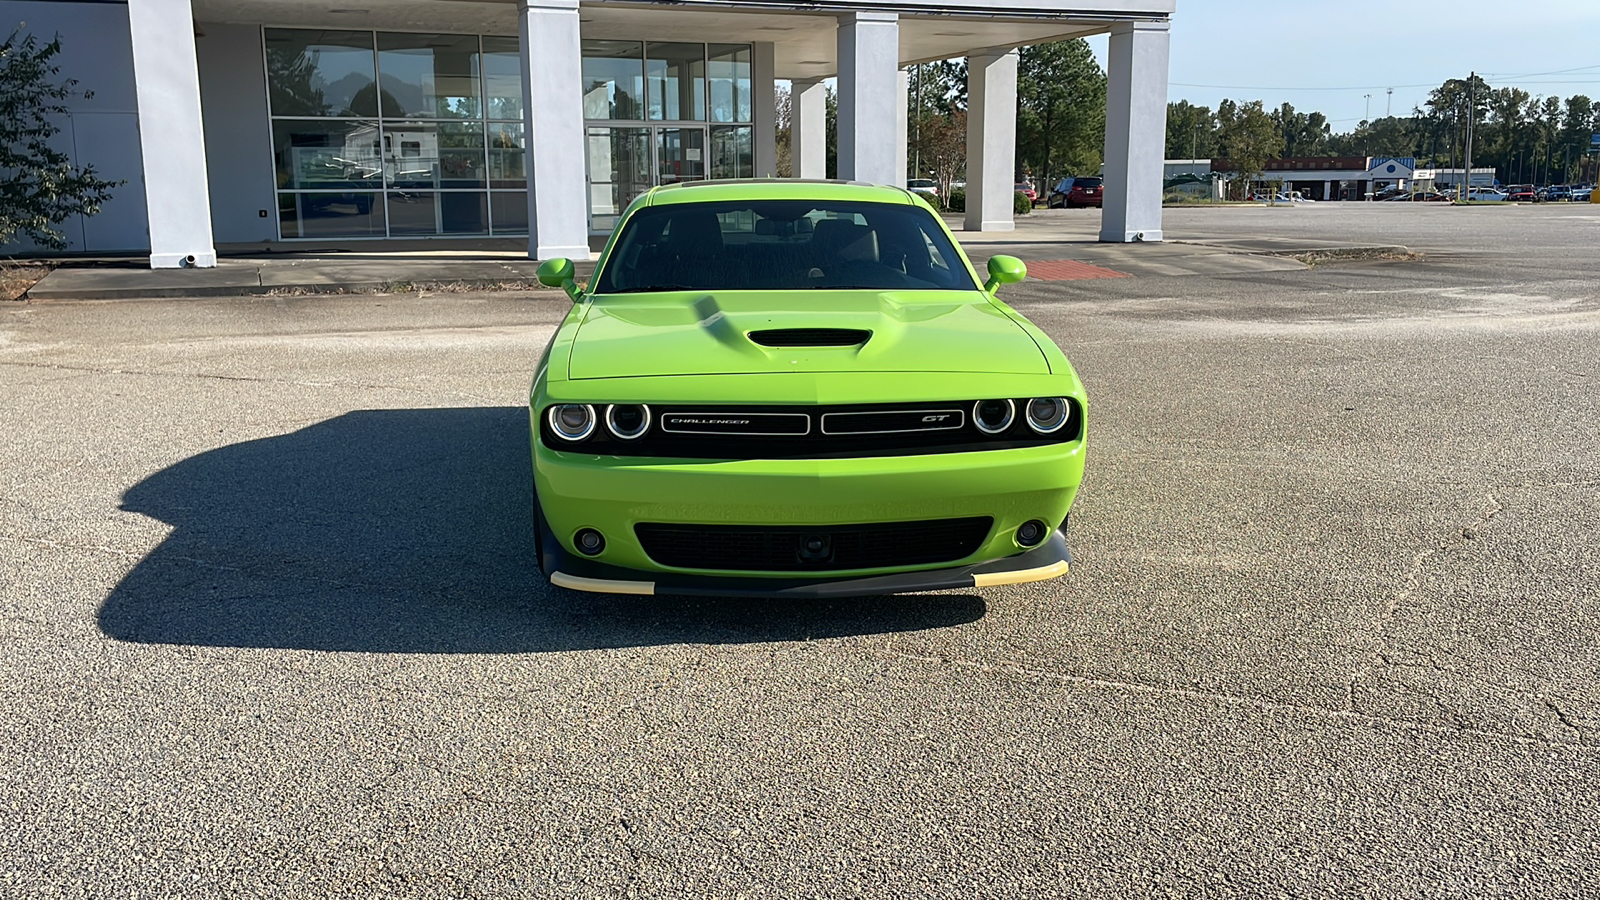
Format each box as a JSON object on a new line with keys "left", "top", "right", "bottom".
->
{"left": 972, "top": 398, "right": 1016, "bottom": 435}
{"left": 605, "top": 403, "right": 652, "bottom": 441}
{"left": 1025, "top": 397, "right": 1070, "bottom": 435}
{"left": 547, "top": 403, "right": 597, "bottom": 441}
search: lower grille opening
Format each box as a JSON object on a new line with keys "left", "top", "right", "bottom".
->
{"left": 635, "top": 517, "right": 993, "bottom": 572}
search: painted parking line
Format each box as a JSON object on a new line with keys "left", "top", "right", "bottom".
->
{"left": 1024, "top": 259, "right": 1132, "bottom": 281}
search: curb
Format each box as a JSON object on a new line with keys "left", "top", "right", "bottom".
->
{"left": 25, "top": 275, "right": 571, "bottom": 301}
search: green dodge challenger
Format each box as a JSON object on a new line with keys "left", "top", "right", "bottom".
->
{"left": 530, "top": 179, "right": 1086, "bottom": 598}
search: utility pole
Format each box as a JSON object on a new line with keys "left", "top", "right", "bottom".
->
{"left": 1463, "top": 72, "right": 1475, "bottom": 201}
{"left": 1364, "top": 93, "right": 1372, "bottom": 122}
{"left": 1386, "top": 88, "right": 1393, "bottom": 118}
{"left": 913, "top": 63, "right": 922, "bottom": 180}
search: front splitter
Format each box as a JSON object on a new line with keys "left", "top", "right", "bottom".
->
{"left": 541, "top": 529, "right": 1071, "bottom": 599}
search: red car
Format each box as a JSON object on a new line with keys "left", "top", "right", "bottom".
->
{"left": 1014, "top": 181, "right": 1038, "bottom": 205}
{"left": 1506, "top": 184, "right": 1536, "bottom": 202}
{"left": 1048, "top": 176, "right": 1104, "bottom": 209}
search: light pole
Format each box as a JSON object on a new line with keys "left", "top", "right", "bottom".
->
{"left": 1386, "top": 88, "right": 1393, "bottom": 118}
{"left": 1364, "top": 93, "right": 1372, "bottom": 122}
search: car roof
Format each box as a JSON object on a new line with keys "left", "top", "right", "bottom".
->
{"left": 643, "top": 179, "right": 916, "bottom": 206}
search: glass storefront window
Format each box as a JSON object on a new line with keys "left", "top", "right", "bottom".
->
{"left": 710, "top": 125, "right": 752, "bottom": 180}
{"left": 581, "top": 41, "right": 644, "bottom": 120}
{"left": 271, "top": 119, "right": 384, "bottom": 190}
{"left": 645, "top": 43, "right": 706, "bottom": 122}
{"left": 708, "top": 44, "right": 752, "bottom": 123}
{"left": 265, "top": 30, "right": 376, "bottom": 117}
{"left": 386, "top": 191, "right": 489, "bottom": 235}
{"left": 490, "top": 192, "right": 528, "bottom": 234}
{"left": 280, "top": 192, "right": 386, "bottom": 238}
{"left": 480, "top": 36, "right": 523, "bottom": 121}
{"left": 381, "top": 122, "right": 485, "bottom": 189}
{"left": 487, "top": 123, "right": 525, "bottom": 188}
{"left": 376, "top": 33, "right": 482, "bottom": 119}
{"left": 587, "top": 127, "right": 650, "bottom": 231}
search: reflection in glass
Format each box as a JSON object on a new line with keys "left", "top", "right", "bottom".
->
{"left": 386, "top": 192, "right": 489, "bottom": 235}
{"left": 376, "top": 33, "right": 482, "bottom": 119}
{"left": 487, "top": 123, "right": 525, "bottom": 188}
{"left": 265, "top": 29, "right": 376, "bottom": 117}
{"left": 708, "top": 44, "right": 752, "bottom": 123}
{"left": 587, "top": 127, "right": 650, "bottom": 231}
{"left": 646, "top": 43, "right": 705, "bottom": 121}
{"left": 280, "top": 192, "right": 386, "bottom": 238}
{"left": 491, "top": 191, "right": 528, "bottom": 234}
{"left": 581, "top": 41, "right": 644, "bottom": 120}
{"left": 480, "top": 36, "right": 523, "bottom": 120}
{"left": 711, "top": 125, "right": 752, "bottom": 179}
{"left": 272, "top": 119, "right": 384, "bottom": 189}
{"left": 657, "top": 127, "right": 706, "bottom": 184}
{"left": 382, "top": 122, "right": 486, "bottom": 189}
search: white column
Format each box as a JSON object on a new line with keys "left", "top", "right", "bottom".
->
{"left": 127, "top": 0, "right": 215, "bottom": 268}
{"left": 835, "top": 12, "right": 899, "bottom": 184}
{"left": 964, "top": 49, "right": 1019, "bottom": 233}
{"left": 1323, "top": 180, "right": 1332, "bottom": 201}
{"left": 791, "top": 78, "right": 827, "bottom": 179}
{"left": 519, "top": 0, "right": 590, "bottom": 260}
{"left": 895, "top": 68, "right": 909, "bottom": 187}
{"left": 753, "top": 43, "right": 778, "bottom": 178}
{"left": 1100, "top": 20, "right": 1171, "bottom": 243}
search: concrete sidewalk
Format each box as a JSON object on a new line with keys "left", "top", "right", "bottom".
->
{"left": 22, "top": 211, "right": 1410, "bottom": 300}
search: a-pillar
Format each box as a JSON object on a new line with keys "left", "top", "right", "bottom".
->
{"left": 964, "top": 49, "right": 1019, "bottom": 233}
{"left": 790, "top": 78, "right": 827, "bottom": 178}
{"left": 519, "top": 0, "right": 590, "bottom": 259}
{"left": 127, "top": 0, "right": 216, "bottom": 268}
{"left": 835, "top": 12, "right": 899, "bottom": 184}
{"left": 1100, "top": 20, "right": 1171, "bottom": 242}
{"left": 753, "top": 42, "right": 777, "bottom": 177}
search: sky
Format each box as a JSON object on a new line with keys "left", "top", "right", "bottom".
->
{"left": 1087, "top": 0, "right": 1600, "bottom": 131}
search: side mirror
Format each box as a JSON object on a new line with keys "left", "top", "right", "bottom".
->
{"left": 984, "top": 255, "right": 1027, "bottom": 293}
{"left": 536, "top": 257, "right": 582, "bottom": 301}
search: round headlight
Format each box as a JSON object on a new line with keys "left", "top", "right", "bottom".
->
{"left": 605, "top": 404, "right": 651, "bottom": 440}
{"left": 973, "top": 398, "right": 1015, "bottom": 435}
{"left": 1025, "top": 398, "right": 1070, "bottom": 434}
{"left": 548, "top": 404, "right": 596, "bottom": 441}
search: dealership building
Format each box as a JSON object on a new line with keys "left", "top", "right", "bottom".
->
{"left": 3, "top": 0, "right": 1175, "bottom": 267}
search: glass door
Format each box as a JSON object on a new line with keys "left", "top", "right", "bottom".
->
{"left": 656, "top": 127, "right": 706, "bottom": 186}
{"left": 586, "top": 127, "right": 651, "bottom": 232}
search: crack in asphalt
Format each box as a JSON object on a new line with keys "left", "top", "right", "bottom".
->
{"left": 872, "top": 644, "right": 1588, "bottom": 751}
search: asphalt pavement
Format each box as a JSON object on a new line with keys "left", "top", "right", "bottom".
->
{"left": 2, "top": 204, "right": 1598, "bottom": 896}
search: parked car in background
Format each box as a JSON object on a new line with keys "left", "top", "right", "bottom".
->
{"left": 1467, "top": 188, "right": 1508, "bottom": 202}
{"left": 1546, "top": 185, "right": 1574, "bottom": 202}
{"left": 1568, "top": 185, "right": 1592, "bottom": 202}
{"left": 1014, "top": 182, "right": 1038, "bottom": 205}
{"left": 907, "top": 178, "right": 940, "bottom": 202}
{"left": 1047, "top": 176, "right": 1104, "bottom": 209}
{"left": 1506, "top": 184, "right": 1536, "bottom": 202}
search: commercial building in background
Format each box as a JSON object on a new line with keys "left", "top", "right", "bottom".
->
{"left": 2, "top": 0, "right": 1176, "bottom": 267}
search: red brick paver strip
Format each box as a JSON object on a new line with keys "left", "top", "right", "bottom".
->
{"left": 1024, "top": 259, "right": 1131, "bottom": 281}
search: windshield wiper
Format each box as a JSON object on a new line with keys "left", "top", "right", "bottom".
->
{"left": 610, "top": 284, "right": 696, "bottom": 293}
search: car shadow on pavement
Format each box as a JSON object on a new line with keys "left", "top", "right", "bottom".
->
{"left": 96, "top": 407, "right": 985, "bottom": 653}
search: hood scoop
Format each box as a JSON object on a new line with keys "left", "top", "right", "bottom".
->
{"left": 748, "top": 328, "right": 871, "bottom": 348}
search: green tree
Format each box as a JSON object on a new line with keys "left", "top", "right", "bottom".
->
{"left": 1, "top": 29, "right": 119, "bottom": 250}
{"left": 1166, "top": 100, "right": 1217, "bottom": 160}
{"left": 1269, "top": 102, "right": 1331, "bottom": 157}
{"left": 1016, "top": 39, "right": 1106, "bottom": 193}
{"left": 1215, "top": 99, "right": 1283, "bottom": 197}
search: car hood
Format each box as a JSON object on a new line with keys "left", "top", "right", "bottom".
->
{"left": 566, "top": 291, "right": 1048, "bottom": 380}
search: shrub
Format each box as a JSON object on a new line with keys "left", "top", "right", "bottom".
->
{"left": 947, "top": 188, "right": 965, "bottom": 212}
{"left": 1013, "top": 191, "right": 1033, "bottom": 216}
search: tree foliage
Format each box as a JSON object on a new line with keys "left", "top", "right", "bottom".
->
{"left": 1, "top": 29, "right": 120, "bottom": 250}
{"left": 1016, "top": 39, "right": 1105, "bottom": 192}
{"left": 1215, "top": 99, "right": 1283, "bottom": 196}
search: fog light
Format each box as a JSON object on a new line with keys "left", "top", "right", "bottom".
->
{"left": 797, "top": 534, "right": 832, "bottom": 563}
{"left": 574, "top": 528, "right": 606, "bottom": 556}
{"left": 973, "top": 398, "right": 1015, "bottom": 435}
{"left": 549, "top": 404, "right": 596, "bottom": 441}
{"left": 1026, "top": 397, "right": 1069, "bottom": 434}
{"left": 1016, "top": 519, "right": 1048, "bottom": 547}
{"left": 606, "top": 404, "right": 651, "bottom": 440}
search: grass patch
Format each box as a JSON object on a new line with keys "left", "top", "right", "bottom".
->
{"left": 0, "top": 262, "right": 54, "bottom": 301}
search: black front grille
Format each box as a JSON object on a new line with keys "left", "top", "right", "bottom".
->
{"left": 635, "top": 517, "right": 994, "bottom": 571}
{"left": 748, "top": 328, "right": 871, "bottom": 347}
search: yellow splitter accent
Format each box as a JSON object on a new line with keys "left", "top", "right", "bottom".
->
{"left": 550, "top": 572, "right": 655, "bottom": 595}
{"left": 972, "top": 559, "right": 1070, "bottom": 588}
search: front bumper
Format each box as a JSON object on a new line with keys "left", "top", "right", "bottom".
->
{"left": 533, "top": 441, "right": 1084, "bottom": 580}
{"left": 542, "top": 524, "right": 1071, "bottom": 598}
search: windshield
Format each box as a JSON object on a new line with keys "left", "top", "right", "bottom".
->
{"left": 592, "top": 199, "right": 981, "bottom": 293}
